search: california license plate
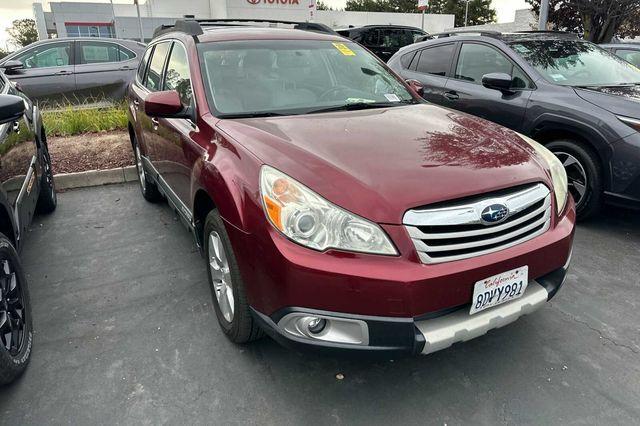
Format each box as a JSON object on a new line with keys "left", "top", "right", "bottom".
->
{"left": 469, "top": 266, "right": 529, "bottom": 315}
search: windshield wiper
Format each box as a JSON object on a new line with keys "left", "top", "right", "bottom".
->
{"left": 217, "top": 111, "right": 291, "bottom": 119}
{"left": 307, "top": 100, "right": 416, "bottom": 114}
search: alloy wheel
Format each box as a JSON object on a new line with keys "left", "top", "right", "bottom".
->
{"left": 44, "top": 153, "right": 56, "bottom": 204}
{"left": 208, "top": 231, "right": 234, "bottom": 323}
{"left": 553, "top": 151, "right": 588, "bottom": 208}
{"left": 0, "top": 259, "right": 25, "bottom": 356}
{"left": 134, "top": 144, "right": 146, "bottom": 189}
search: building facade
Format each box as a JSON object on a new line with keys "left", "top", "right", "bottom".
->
{"left": 33, "top": 0, "right": 454, "bottom": 42}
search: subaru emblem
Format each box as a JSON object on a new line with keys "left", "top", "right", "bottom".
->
{"left": 480, "top": 203, "right": 509, "bottom": 225}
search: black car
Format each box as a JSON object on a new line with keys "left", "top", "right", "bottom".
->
{"left": 337, "top": 25, "right": 427, "bottom": 62}
{"left": 0, "top": 73, "right": 56, "bottom": 385}
{"left": 388, "top": 31, "right": 640, "bottom": 219}
{"left": 601, "top": 43, "right": 640, "bottom": 68}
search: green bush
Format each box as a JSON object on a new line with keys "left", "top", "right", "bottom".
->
{"left": 42, "top": 105, "right": 128, "bottom": 137}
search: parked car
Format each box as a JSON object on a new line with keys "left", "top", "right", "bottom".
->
{"left": 389, "top": 31, "right": 640, "bottom": 219}
{"left": 0, "top": 73, "right": 56, "bottom": 385}
{"left": 0, "top": 38, "right": 146, "bottom": 106}
{"left": 127, "top": 20, "right": 574, "bottom": 356}
{"left": 336, "top": 25, "right": 427, "bottom": 62}
{"left": 601, "top": 42, "right": 640, "bottom": 68}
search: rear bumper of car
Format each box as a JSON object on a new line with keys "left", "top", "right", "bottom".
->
{"left": 251, "top": 255, "right": 570, "bottom": 356}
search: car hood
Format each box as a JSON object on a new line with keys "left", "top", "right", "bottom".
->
{"left": 216, "top": 104, "right": 552, "bottom": 224}
{"left": 574, "top": 85, "right": 640, "bottom": 118}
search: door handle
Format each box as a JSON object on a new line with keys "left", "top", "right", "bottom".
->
{"left": 54, "top": 70, "right": 71, "bottom": 75}
{"left": 151, "top": 117, "right": 159, "bottom": 130}
{"left": 118, "top": 66, "right": 133, "bottom": 71}
{"left": 444, "top": 91, "right": 459, "bottom": 101}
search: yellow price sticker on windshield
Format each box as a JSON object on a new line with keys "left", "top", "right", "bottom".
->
{"left": 332, "top": 43, "right": 355, "bottom": 56}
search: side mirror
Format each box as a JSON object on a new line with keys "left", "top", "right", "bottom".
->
{"left": 405, "top": 79, "right": 424, "bottom": 97}
{"left": 0, "top": 95, "right": 25, "bottom": 125}
{"left": 482, "top": 73, "right": 514, "bottom": 93}
{"left": 1, "top": 60, "right": 24, "bottom": 75}
{"left": 144, "top": 90, "right": 190, "bottom": 119}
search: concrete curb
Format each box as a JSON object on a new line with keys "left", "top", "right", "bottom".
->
{"left": 55, "top": 166, "right": 138, "bottom": 190}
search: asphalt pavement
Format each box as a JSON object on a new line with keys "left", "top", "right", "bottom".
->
{"left": 0, "top": 183, "right": 638, "bottom": 425}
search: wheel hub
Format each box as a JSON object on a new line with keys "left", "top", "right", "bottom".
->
{"left": 0, "top": 259, "right": 25, "bottom": 356}
{"left": 553, "top": 151, "right": 588, "bottom": 208}
{"left": 208, "top": 231, "right": 234, "bottom": 323}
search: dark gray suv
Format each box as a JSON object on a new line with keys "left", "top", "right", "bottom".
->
{"left": 0, "top": 38, "right": 146, "bottom": 105}
{"left": 388, "top": 31, "right": 640, "bottom": 219}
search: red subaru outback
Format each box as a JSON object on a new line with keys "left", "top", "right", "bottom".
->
{"left": 127, "top": 20, "right": 575, "bottom": 356}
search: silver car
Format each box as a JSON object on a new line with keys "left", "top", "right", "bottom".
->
{"left": 0, "top": 38, "right": 146, "bottom": 106}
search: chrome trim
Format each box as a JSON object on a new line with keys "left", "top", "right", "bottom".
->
{"left": 404, "top": 184, "right": 552, "bottom": 264}
{"left": 403, "top": 183, "right": 550, "bottom": 226}
{"left": 416, "top": 281, "right": 548, "bottom": 355}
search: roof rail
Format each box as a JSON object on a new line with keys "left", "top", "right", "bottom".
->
{"left": 152, "top": 18, "right": 338, "bottom": 39}
{"left": 417, "top": 29, "right": 502, "bottom": 42}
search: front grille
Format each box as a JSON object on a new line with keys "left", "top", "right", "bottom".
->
{"left": 403, "top": 184, "right": 552, "bottom": 264}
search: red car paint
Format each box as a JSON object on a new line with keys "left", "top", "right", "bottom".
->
{"left": 127, "top": 28, "right": 575, "bottom": 322}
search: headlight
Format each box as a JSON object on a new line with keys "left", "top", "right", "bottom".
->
{"left": 517, "top": 133, "right": 568, "bottom": 214}
{"left": 260, "top": 166, "right": 397, "bottom": 255}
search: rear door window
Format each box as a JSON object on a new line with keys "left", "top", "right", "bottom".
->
{"left": 415, "top": 44, "right": 455, "bottom": 76}
{"left": 144, "top": 42, "right": 171, "bottom": 92}
{"left": 78, "top": 41, "right": 136, "bottom": 64}
{"left": 137, "top": 48, "right": 153, "bottom": 82}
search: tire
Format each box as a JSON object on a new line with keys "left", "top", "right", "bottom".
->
{"left": 546, "top": 140, "right": 603, "bottom": 220}
{"left": 131, "top": 132, "right": 162, "bottom": 203}
{"left": 36, "top": 131, "right": 57, "bottom": 214}
{"left": 204, "top": 210, "right": 263, "bottom": 343}
{"left": 0, "top": 233, "right": 33, "bottom": 386}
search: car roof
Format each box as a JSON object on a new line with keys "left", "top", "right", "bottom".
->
{"left": 171, "top": 26, "right": 345, "bottom": 43}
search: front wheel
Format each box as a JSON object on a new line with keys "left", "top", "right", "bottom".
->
{"left": 132, "top": 135, "right": 162, "bottom": 203}
{"left": 204, "top": 210, "right": 263, "bottom": 344}
{"left": 0, "top": 234, "right": 33, "bottom": 386}
{"left": 36, "top": 137, "right": 57, "bottom": 214}
{"left": 547, "top": 140, "right": 602, "bottom": 220}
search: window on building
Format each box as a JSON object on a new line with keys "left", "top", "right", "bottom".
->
{"left": 15, "top": 42, "right": 73, "bottom": 68}
{"left": 163, "top": 43, "right": 192, "bottom": 106}
{"left": 415, "top": 44, "right": 455, "bottom": 76}
{"left": 65, "top": 23, "right": 115, "bottom": 38}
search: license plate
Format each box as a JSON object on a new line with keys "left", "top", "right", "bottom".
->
{"left": 469, "top": 266, "right": 528, "bottom": 315}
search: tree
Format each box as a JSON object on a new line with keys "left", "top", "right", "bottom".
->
{"left": 345, "top": 0, "right": 419, "bottom": 13}
{"left": 427, "top": 0, "right": 496, "bottom": 27}
{"left": 526, "top": 0, "right": 640, "bottom": 43}
{"left": 0, "top": 49, "right": 8, "bottom": 60}
{"left": 7, "top": 19, "right": 38, "bottom": 48}
{"left": 316, "top": 1, "right": 334, "bottom": 10}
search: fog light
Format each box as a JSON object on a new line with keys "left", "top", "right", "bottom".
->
{"left": 307, "top": 317, "right": 326, "bottom": 334}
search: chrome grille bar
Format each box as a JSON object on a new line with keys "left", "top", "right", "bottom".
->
{"left": 403, "top": 184, "right": 552, "bottom": 264}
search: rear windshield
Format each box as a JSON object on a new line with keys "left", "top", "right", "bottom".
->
{"left": 197, "top": 39, "right": 414, "bottom": 116}
{"left": 510, "top": 40, "right": 640, "bottom": 86}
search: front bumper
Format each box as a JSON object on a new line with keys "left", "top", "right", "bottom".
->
{"left": 251, "top": 259, "right": 570, "bottom": 357}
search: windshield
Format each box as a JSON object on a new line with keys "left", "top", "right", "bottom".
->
{"left": 198, "top": 40, "right": 416, "bottom": 117}
{"left": 510, "top": 40, "right": 640, "bottom": 87}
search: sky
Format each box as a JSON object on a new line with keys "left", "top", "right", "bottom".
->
{"left": 0, "top": 0, "right": 531, "bottom": 50}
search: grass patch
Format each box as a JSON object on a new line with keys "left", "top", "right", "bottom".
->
{"left": 42, "top": 104, "right": 128, "bottom": 137}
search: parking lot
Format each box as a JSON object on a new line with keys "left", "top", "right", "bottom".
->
{"left": 0, "top": 182, "right": 638, "bottom": 425}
